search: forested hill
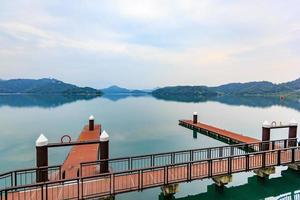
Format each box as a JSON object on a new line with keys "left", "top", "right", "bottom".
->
{"left": 0, "top": 78, "right": 102, "bottom": 95}
{"left": 152, "top": 78, "right": 300, "bottom": 98}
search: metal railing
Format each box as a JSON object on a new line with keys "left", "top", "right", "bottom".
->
{"left": 80, "top": 138, "right": 296, "bottom": 176}
{"left": 1, "top": 145, "right": 300, "bottom": 200}
{"left": 0, "top": 165, "right": 61, "bottom": 189}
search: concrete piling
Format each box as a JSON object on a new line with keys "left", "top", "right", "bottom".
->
{"left": 89, "top": 115, "right": 95, "bottom": 131}
{"left": 36, "top": 134, "right": 49, "bottom": 182}
{"left": 100, "top": 130, "right": 109, "bottom": 173}
{"left": 193, "top": 112, "right": 198, "bottom": 124}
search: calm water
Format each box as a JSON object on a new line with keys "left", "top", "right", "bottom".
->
{"left": 0, "top": 94, "right": 300, "bottom": 199}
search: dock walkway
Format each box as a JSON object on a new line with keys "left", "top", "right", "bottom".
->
{"left": 179, "top": 120, "right": 259, "bottom": 144}
{"left": 61, "top": 125, "right": 101, "bottom": 179}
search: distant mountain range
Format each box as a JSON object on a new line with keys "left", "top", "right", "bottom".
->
{"left": 101, "top": 85, "right": 150, "bottom": 94}
{"left": 0, "top": 78, "right": 101, "bottom": 95}
{"left": 1, "top": 78, "right": 299, "bottom": 99}
{"left": 152, "top": 78, "right": 300, "bottom": 99}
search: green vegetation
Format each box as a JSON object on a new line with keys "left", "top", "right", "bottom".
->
{"left": 0, "top": 78, "right": 102, "bottom": 95}
{"left": 152, "top": 78, "right": 300, "bottom": 99}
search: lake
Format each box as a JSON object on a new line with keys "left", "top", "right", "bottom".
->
{"left": 0, "top": 94, "right": 300, "bottom": 200}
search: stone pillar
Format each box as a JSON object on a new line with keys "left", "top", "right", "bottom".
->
{"left": 212, "top": 175, "right": 232, "bottom": 187}
{"left": 262, "top": 121, "right": 271, "bottom": 151}
{"left": 89, "top": 115, "right": 95, "bottom": 131}
{"left": 161, "top": 184, "right": 179, "bottom": 197}
{"left": 193, "top": 112, "right": 198, "bottom": 124}
{"left": 193, "top": 130, "right": 197, "bottom": 139}
{"left": 36, "top": 134, "right": 49, "bottom": 182}
{"left": 288, "top": 119, "right": 298, "bottom": 147}
{"left": 100, "top": 130, "right": 109, "bottom": 173}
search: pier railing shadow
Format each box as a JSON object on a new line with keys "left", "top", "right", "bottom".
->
{"left": 165, "top": 169, "right": 300, "bottom": 200}
{"left": 0, "top": 138, "right": 299, "bottom": 200}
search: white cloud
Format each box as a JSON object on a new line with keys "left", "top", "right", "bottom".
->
{"left": 0, "top": 0, "right": 299, "bottom": 87}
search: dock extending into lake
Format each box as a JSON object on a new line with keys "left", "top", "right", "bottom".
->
{"left": 179, "top": 119, "right": 260, "bottom": 144}
{"left": 1, "top": 115, "right": 298, "bottom": 200}
{"left": 60, "top": 123, "right": 101, "bottom": 179}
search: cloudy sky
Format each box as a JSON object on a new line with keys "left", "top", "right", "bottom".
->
{"left": 0, "top": 0, "right": 299, "bottom": 88}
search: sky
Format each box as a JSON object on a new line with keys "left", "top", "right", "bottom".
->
{"left": 0, "top": 0, "right": 300, "bottom": 89}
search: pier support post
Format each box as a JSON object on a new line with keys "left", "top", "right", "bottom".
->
{"left": 288, "top": 119, "right": 298, "bottom": 147}
{"left": 89, "top": 115, "right": 95, "bottom": 131}
{"left": 36, "top": 134, "right": 49, "bottom": 182}
{"left": 254, "top": 167, "right": 275, "bottom": 178}
{"left": 212, "top": 175, "right": 232, "bottom": 187}
{"left": 262, "top": 121, "right": 271, "bottom": 151}
{"left": 161, "top": 184, "right": 179, "bottom": 197}
{"left": 193, "top": 130, "right": 197, "bottom": 139}
{"left": 193, "top": 112, "right": 198, "bottom": 124}
{"left": 100, "top": 130, "right": 109, "bottom": 173}
{"left": 288, "top": 119, "right": 300, "bottom": 170}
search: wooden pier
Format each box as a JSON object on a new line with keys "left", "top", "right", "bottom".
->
{"left": 0, "top": 115, "right": 298, "bottom": 200}
{"left": 179, "top": 119, "right": 259, "bottom": 144}
{"left": 61, "top": 124, "right": 101, "bottom": 179}
{"left": 2, "top": 142, "right": 300, "bottom": 200}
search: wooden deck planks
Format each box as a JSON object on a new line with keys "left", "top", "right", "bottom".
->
{"left": 179, "top": 120, "right": 260, "bottom": 144}
{"left": 6, "top": 149, "right": 299, "bottom": 200}
{"left": 61, "top": 124, "right": 101, "bottom": 179}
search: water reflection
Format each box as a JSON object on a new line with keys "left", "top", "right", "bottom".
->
{"left": 102, "top": 93, "right": 150, "bottom": 101}
{"left": 0, "top": 95, "right": 99, "bottom": 108}
{"left": 153, "top": 95, "right": 300, "bottom": 112}
{"left": 159, "top": 169, "right": 300, "bottom": 200}
{"left": 1, "top": 95, "right": 299, "bottom": 113}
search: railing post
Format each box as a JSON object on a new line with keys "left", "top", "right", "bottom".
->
{"left": 164, "top": 166, "right": 168, "bottom": 185}
{"left": 277, "top": 150, "right": 281, "bottom": 166}
{"left": 77, "top": 179, "right": 79, "bottom": 199}
{"left": 59, "top": 166, "right": 62, "bottom": 180}
{"left": 284, "top": 140, "right": 287, "bottom": 148}
{"left": 230, "top": 146, "right": 234, "bottom": 156}
{"left": 208, "top": 160, "right": 212, "bottom": 177}
{"left": 228, "top": 157, "right": 232, "bottom": 174}
{"left": 207, "top": 149, "right": 211, "bottom": 159}
{"left": 193, "top": 112, "right": 198, "bottom": 124}
{"left": 190, "top": 150, "right": 194, "bottom": 162}
{"left": 219, "top": 147, "right": 223, "bottom": 157}
{"left": 151, "top": 155, "right": 154, "bottom": 167}
{"left": 81, "top": 177, "right": 84, "bottom": 199}
{"left": 187, "top": 163, "right": 190, "bottom": 181}
{"left": 10, "top": 172, "right": 13, "bottom": 187}
{"left": 262, "top": 121, "right": 271, "bottom": 150}
{"left": 128, "top": 158, "right": 131, "bottom": 170}
{"left": 89, "top": 115, "right": 95, "bottom": 131}
{"left": 46, "top": 184, "right": 48, "bottom": 200}
{"left": 41, "top": 185, "right": 44, "bottom": 200}
{"left": 100, "top": 131, "right": 109, "bottom": 174}
{"left": 262, "top": 152, "right": 266, "bottom": 168}
{"left": 138, "top": 170, "right": 141, "bottom": 190}
{"left": 272, "top": 141, "right": 275, "bottom": 150}
{"left": 112, "top": 174, "right": 115, "bottom": 195}
{"left": 171, "top": 153, "right": 175, "bottom": 164}
{"left": 292, "top": 148, "right": 295, "bottom": 163}
{"left": 36, "top": 134, "right": 49, "bottom": 183}
{"left": 288, "top": 119, "right": 298, "bottom": 147}
{"left": 246, "top": 154, "right": 249, "bottom": 171}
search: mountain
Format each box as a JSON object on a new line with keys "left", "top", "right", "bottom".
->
{"left": 101, "top": 85, "right": 149, "bottom": 94}
{"left": 152, "top": 78, "right": 300, "bottom": 99}
{"left": 213, "top": 81, "right": 293, "bottom": 95}
{"left": 152, "top": 86, "right": 218, "bottom": 101}
{"left": 101, "top": 85, "right": 131, "bottom": 94}
{"left": 0, "top": 78, "right": 102, "bottom": 95}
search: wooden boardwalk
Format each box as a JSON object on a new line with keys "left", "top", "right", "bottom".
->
{"left": 5, "top": 148, "right": 299, "bottom": 200}
{"left": 61, "top": 125, "right": 101, "bottom": 179}
{"left": 179, "top": 120, "right": 260, "bottom": 144}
